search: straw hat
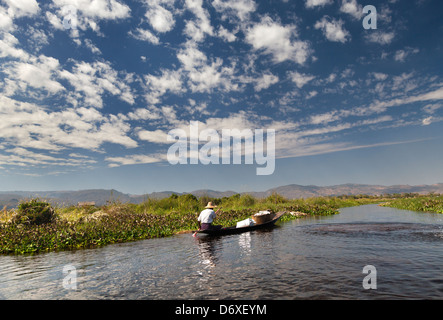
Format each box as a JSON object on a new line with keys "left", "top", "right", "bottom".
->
{"left": 205, "top": 202, "right": 217, "bottom": 209}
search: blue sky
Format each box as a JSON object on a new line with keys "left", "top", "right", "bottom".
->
{"left": 1, "top": 0, "right": 443, "bottom": 194}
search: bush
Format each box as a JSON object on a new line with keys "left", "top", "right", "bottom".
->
{"left": 265, "top": 192, "right": 288, "bottom": 204}
{"left": 12, "top": 198, "right": 56, "bottom": 225}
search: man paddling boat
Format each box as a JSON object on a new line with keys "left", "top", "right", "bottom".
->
{"left": 197, "top": 202, "right": 222, "bottom": 231}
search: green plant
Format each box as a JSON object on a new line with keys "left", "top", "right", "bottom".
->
{"left": 12, "top": 198, "right": 57, "bottom": 225}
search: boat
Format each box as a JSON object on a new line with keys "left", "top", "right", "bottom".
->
{"left": 194, "top": 211, "right": 286, "bottom": 236}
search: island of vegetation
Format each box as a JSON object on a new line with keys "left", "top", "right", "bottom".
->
{"left": 0, "top": 192, "right": 441, "bottom": 254}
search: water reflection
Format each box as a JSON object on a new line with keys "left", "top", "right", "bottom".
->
{"left": 196, "top": 237, "right": 219, "bottom": 268}
{"left": 238, "top": 232, "right": 251, "bottom": 256}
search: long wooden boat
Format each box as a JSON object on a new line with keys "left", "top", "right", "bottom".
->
{"left": 194, "top": 211, "right": 286, "bottom": 236}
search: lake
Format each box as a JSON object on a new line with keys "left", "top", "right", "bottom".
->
{"left": 0, "top": 204, "right": 442, "bottom": 299}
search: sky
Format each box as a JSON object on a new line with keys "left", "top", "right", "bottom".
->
{"left": 1, "top": 0, "right": 443, "bottom": 194}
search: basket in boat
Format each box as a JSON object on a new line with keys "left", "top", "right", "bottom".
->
{"left": 251, "top": 211, "right": 275, "bottom": 224}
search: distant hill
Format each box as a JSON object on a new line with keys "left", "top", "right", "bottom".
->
{"left": 246, "top": 183, "right": 443, "bottom": 199}
{"left": 1, "top": 183, "right": 443, "bottom": 209}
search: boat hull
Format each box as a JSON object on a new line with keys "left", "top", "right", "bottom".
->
{"left": 194, "top": 211, "right": 285, "bottom": 236}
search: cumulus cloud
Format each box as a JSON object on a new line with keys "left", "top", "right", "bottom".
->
{"left": 0, "top": 33, "right": 30, "bottom": 60}
{"left": 3, "top": 0, "right": 40, "bottom": 18}
{"left": 394, "top": 47, "right": 419, "bottom": 62}
{"left": 52, "top": 0, "right": 130, "bottom": 20}
{"left": 340, "top": 0, "right": 363, "bottom": 20}
{"left": 314, "top": 16, "right": 350, "bottom": 43}
{"left": 129, "top": 28, "right": 160, "bottom": 45}
{"left": 176, "top": 43, "right": 239, "bottom": 94}
{"left": 59, "top": 60, "right": 135, "bottom": 108}
{"left": 217, "top": 25, "right": 237, "bottom": 42}
{"left": 144, "top": 69, "right": 184, "bottom": 104}
{"left": 305, "top": 0, "right": 333, "bottom": 9}
{"left": 0, "top": 6, "right": 14, "bottom": 31}
{"left": 0, "top": 96, "right": 138, "bottom": 153}
{"left": 254, "top": 72, "right": 279, "bottom": 92}
{"left": 12, "top": 58, "right": 64, "bottom": 93}
{"left": 245, "top": 16, "right": 311, "bottom": 65}
{"left": 183, "top": 0, "right": 214, "bottom": 42}
{"left": 212, "top": 0, "right": 256, "bottom": 22}
{"left": 50, "top": 0, "right": 131, "bottom": 35}
{"left": 365, "top": 31, "right": 395, "bottom": 45}
{"left": 145, "top": 4, "right": 175, "bottom": 33}
{"left": 289, "top": 71, "right": 315, "bottom": 88}
{"left": 137, "top": 129, "right": 170, "bottom": 144}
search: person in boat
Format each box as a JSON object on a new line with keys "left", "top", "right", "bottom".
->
{"left": 197, "top": 202, "right": 222, "bottom": 231}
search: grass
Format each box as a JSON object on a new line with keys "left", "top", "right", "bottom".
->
{"left": 0, "top": 193, "right": 384, "bottom": 255}
{"left": 380, "top": 194, "right": 443, "bottom": 213}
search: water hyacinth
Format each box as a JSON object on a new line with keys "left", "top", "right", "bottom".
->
{"left": 0, "top": 194, "right": 384, "bottom": 254}
{"left": 380, "top": 195, "right": 443, "bottom": 213}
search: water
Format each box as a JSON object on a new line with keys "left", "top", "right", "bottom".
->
{"left": 0, "top": 204, "right": 442, "bottom": 299}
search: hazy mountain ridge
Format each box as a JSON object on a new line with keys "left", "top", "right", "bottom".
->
{"left": 1, "top": 183, "right": 443, "bottom": 209}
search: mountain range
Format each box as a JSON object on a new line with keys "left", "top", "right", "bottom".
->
{"left": 1, "top": 183, "right": 443, "bottom": 209}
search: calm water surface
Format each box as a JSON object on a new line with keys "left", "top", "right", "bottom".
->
{"left": 0, "top": 204, "right": 442, "bottom": 299}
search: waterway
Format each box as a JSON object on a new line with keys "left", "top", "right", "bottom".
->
{"left": 0, "top": 204, "right": 442, "bottom": 299}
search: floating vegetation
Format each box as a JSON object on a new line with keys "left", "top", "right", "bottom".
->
{"left": 0, "top": 194, "right": 381, "bottom": 255}
{"left": 380, "top": 194, "right": 443, "bottom": 213}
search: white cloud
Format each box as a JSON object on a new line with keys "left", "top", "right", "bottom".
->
{"left": 0, "top": 147, "right": 96, "bottom": 168}
{"left": 0, "top": 33, "right": 30, "bottom": 60}
{"left": 46, "top": 11, "right": 64, "bottom": 30}
{"left": 184, "top": 0, "right": 214, "bottom": 42}
{"left": 365, "top": 31, "right": 395, "bottom": 45}
{"left": 423, "top": 103, "right": 442, "bottom": 114}
{"left": 212, "top": 0, "right": 256, "bottom": 22}
{"left": 176, "top": 43, "right": 239, "bottom": 94}
{"left": 26, "top": 27, "right": 50, "bottom": 52}
{"left": 309, "top": 111, "right": 340, "bottom": 125}
{"left": 106, "top": 154, "right": 164, "bottom": 167}
{"left": 0, "top": 96, "right": 138, "bottom": 154}
{"left": 52, "top": 0, "right": 130, "bottom": 20}
{"left": 3, "top": 0, "right": 40, "bottom": 18}
{"left": 394, "top": 48, "right": 419, "bottom": 62}
{"left": 289, "top": 71, "right": 315, "bottom": 88}
{"left": 3, "top": 55, "right": 64, "bottom": 95}
{"left": 314, "top": 17, "right": 350, "bottom": 43}
{"left": 0, "top": 6, "right": 14, "bottom": 31}
{"left": 422, "top": 116, "right": 433, "bottom": 126}
{"left": 84, "top": 39, "right": 102, "bottom": 54}
{"left": 60, "top": 60, "right": 135, "bottom": 108}
{"left": 129, "top": 28, "right": 160, "bottom": 45}
{"left": 371, "top": 72, "right": 388, "bottom": 81}
{"left": 217, "top": 25, "right": 237, "bottom": 42}
{"left": 340, "top": 0, "right": 363, "bottom": 20}
{"left": 137, "top": 129, "right": 170, "bottom": 144}
{"left": 127, "top": 107, "right": 162, "bottom": 121}
{"left": 305, "top": 0, "right": 333, "bottom": 9}
{"left": 145, "top": 4, "right": 175, "bottom": 33}
{"left": 245, "top": 16, "right": 311, "bottom": 65}
{"left": 254, "top": 72, "right": 279, "bottom": 92}
{"left": 352, "top": 85, "right": 443, "bottom": 116}
{"left": 144, "top": 69, "right": 184, "bottom": 104}
{"left": 50, "top": 0, "right": 131, "bottom": 35}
